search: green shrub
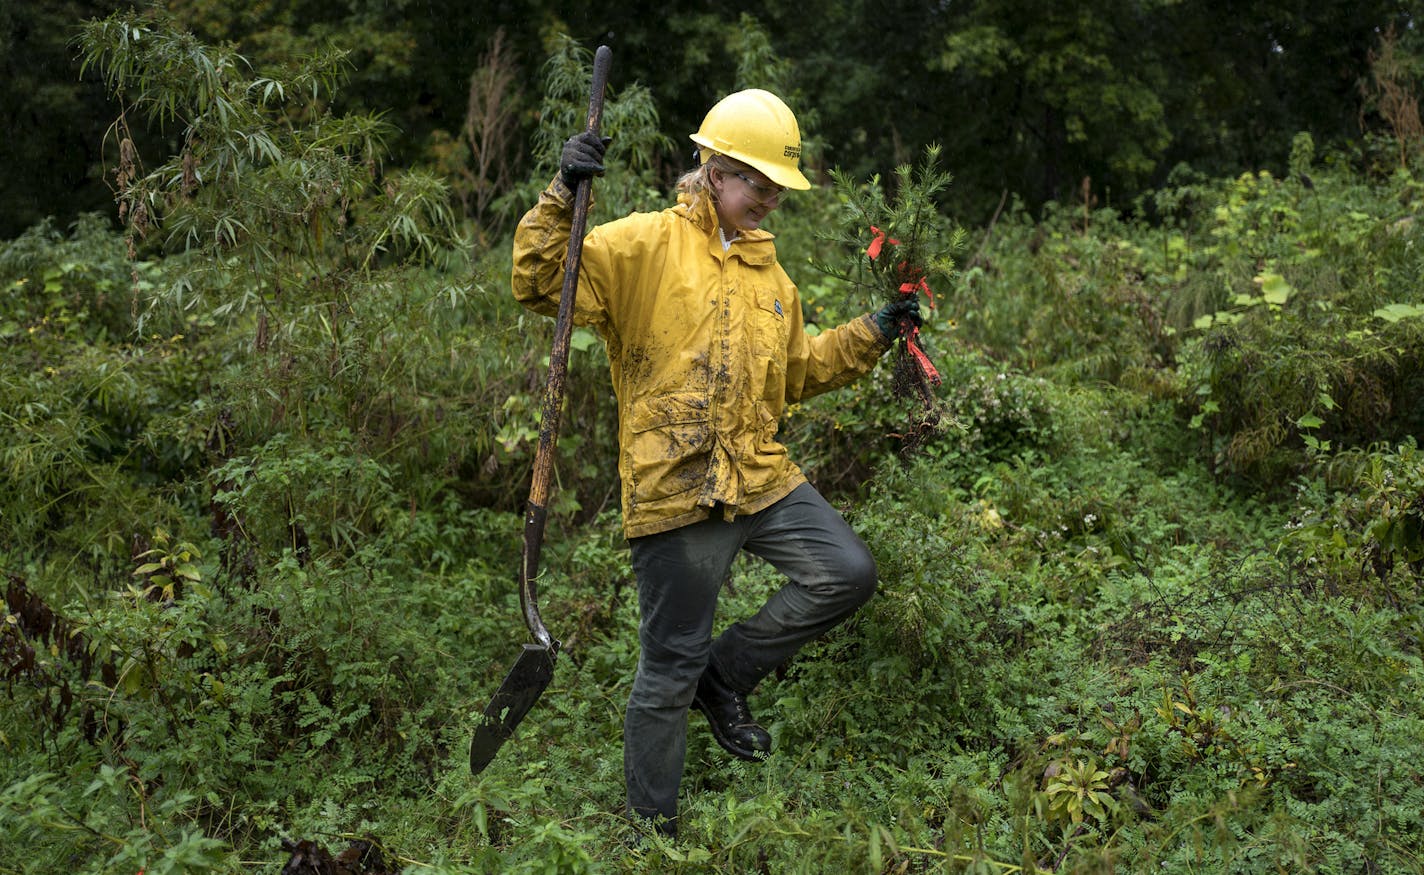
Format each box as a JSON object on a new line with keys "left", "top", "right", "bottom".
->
{"left": 1171, "top": 150, "right": 1424, "bottom": 485}
{"left": 1283, "top": 437, "right": 1424, "bottom": 594}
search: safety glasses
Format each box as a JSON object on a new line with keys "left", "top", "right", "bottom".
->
{"left": 730, "top": 171, "right": 786, "bottom": 204}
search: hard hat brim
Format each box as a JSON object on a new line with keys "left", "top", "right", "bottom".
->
{"left": 690, "top": 135, "right": 812, "bottom": 191}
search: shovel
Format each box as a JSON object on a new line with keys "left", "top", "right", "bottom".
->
{"left": 470, "top": 44, "right": 612, "bottom": 775}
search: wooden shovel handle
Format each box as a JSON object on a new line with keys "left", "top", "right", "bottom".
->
{"left": 520, "top": 45, "right": 612, "bottom": 650}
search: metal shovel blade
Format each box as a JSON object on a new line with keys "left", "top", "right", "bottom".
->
{"left": 469, "top": 643, "right": 556, "bottom": 774}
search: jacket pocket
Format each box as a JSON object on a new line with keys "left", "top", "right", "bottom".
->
{"left": 737, "top": 403, "right": 789, "bottom": 497}
{"left": 750, "top": 286, "right": 789, "bottom": 356}
{"left": 625, "top": 393, "right": 712, "bottom": 503}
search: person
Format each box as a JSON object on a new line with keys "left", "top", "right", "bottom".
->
{"left": 511, "top": 88, "right": 920, "bottom": 837}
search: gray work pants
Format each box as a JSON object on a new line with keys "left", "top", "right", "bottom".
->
{"left": 623, "top": 482, "right": 877, "bottom": 826}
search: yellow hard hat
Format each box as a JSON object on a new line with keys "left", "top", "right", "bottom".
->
{"left": 690, "top": 89, "right": 811, "bottom": 191}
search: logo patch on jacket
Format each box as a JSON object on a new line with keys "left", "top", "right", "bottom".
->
{"left": 773, "top": 300, "right": 783, "bottom": 316}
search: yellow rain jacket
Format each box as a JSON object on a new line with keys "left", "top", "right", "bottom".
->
{"left": 512, "top": 178, "right": 889, "bottom": 539}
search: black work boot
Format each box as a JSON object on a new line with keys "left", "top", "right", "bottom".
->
{"left": 693, "top": 664, "right": 771, "bottom": 761}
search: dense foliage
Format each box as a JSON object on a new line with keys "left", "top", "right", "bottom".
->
{"left": 4, "top": 0, "right": 1422, "bottom": 237}
{"left": 3, "top": 7, "right": 1423, "bottom": 875}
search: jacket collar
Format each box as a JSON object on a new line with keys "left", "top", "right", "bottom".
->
{"left": 675, "top": 193, "right": 777, "bottom": 264}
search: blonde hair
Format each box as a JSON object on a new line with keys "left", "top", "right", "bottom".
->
{"left": 676, "top": 152, "right": 740, "bottom": 212}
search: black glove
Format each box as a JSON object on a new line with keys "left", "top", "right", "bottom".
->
{"left": 873, "top": 296, "right": 923, "bottom": 340}
{"left": 560, "top": 130, "right": 610, "bottom": 188}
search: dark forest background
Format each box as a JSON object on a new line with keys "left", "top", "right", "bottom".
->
{"left": 4, "top": 0, "right": 1419, "bottom": 239}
